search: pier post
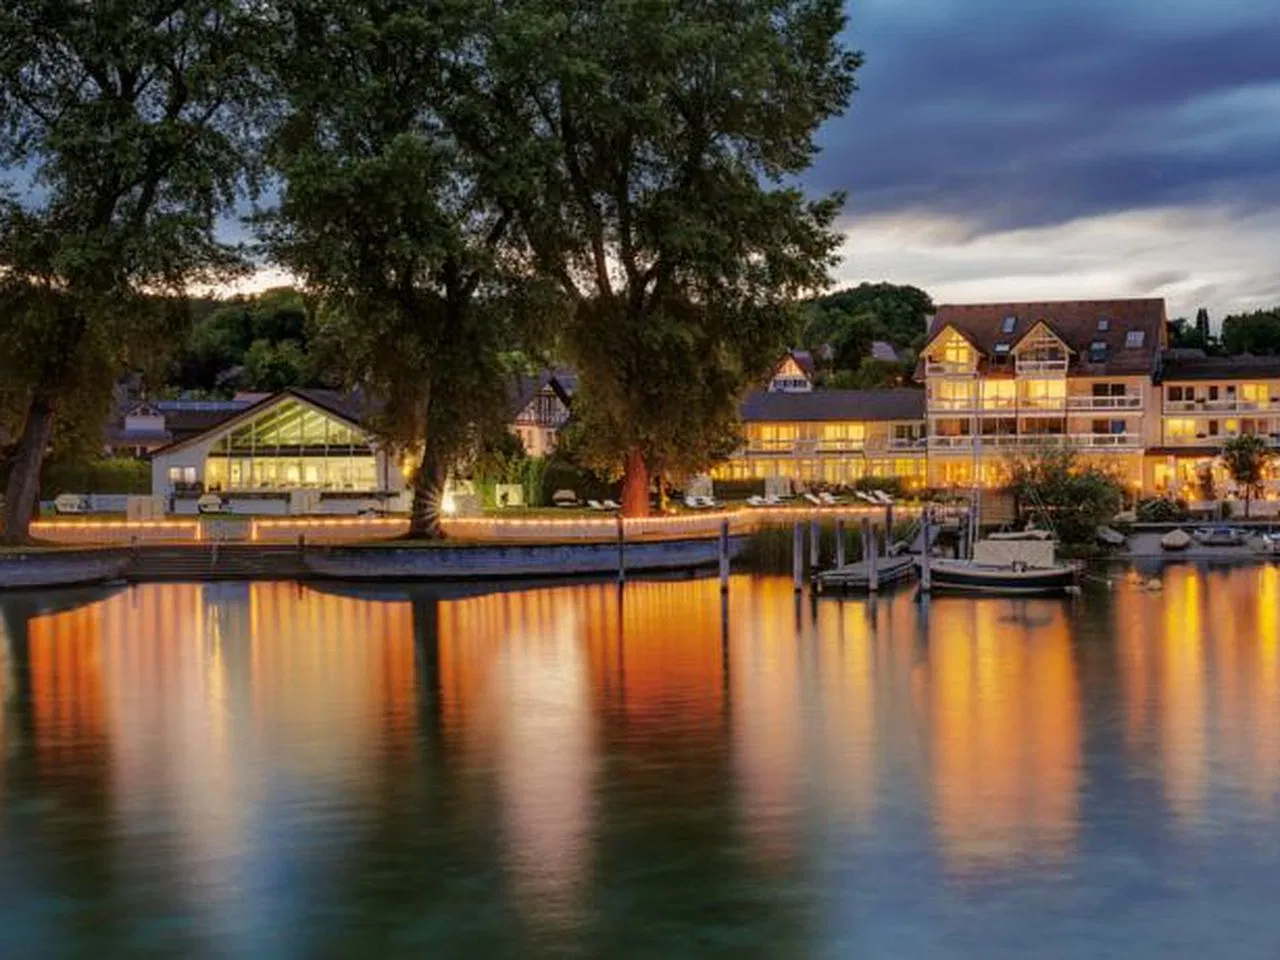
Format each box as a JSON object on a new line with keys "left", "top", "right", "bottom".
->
{"left": 719, "top": 518, "right": 730, "bottom": 593}
{"left": 835, "top": 518, "right": 846, "bottom": 568}
{"left": 861, "top": 515, "right": 872, "bottom": 564}
{"left": 793, "top": 521, "right": 804, "bottom": 593}
{"left": 809, "top": 517, "right": 820, "bottom": 569}
{"left": 920, "top": 512, "right": 932, "bottom": 593}
{"left": 866, "top": 517, "right": 879, "bottom": 592}
{"left": 616, "top": 514, "right": 626, "bottom": 586}
{"left": 885, "top": 503, "right": 895, "bottom": 546}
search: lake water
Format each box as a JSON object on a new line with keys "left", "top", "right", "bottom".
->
{"left": 2, "top": 569, "right": 1280, "bottom": 958}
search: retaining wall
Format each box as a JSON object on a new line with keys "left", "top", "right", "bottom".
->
{"left": 0, "top": 549, "right": 130, "bottom": 590}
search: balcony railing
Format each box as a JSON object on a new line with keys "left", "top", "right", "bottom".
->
{"left": 1018, "top": 396, "right": 1068, "bottom": 410}
{"left": 925, "top": 361, "right": 977, "bottom": 376}
{"left": 927, "top": 398, "right": 977, "bottom": 411}
{"left": 1015, "top": 358, "right": 1069, "bottom": 374}
{"left": 1164, "top": 398, "right": 1276, "bottom": 413}
{"left": 1164, "top": 432, "right": 1280, "bottom": 448}
{"left": 927, "top": 433, "right": 1141, "bottom": 451}
{"left": 1066, "top": 395, "right": 1144, "bottom": 410}
{"left": 740, "top": 436, "right": 929, "bottom": 457}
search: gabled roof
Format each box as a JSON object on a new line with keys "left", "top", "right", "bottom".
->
{"left": 150, "top": 387, "right": 368, "bottom": 456}
{"left": 509, "top": 368, "right": 577, "bottom": 419}
{"left": 741, "top": 388, "right": 925, "bottom": 423}
{"left": 924, "top": 299, "right": 1166, "bottom": 376}
{"left": 1011, "top": 319, "right": 1076, "bottom": 354}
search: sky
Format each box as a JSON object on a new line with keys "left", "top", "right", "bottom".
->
{"left": 811, "top": 0, "right": 1280, "bottom": 320}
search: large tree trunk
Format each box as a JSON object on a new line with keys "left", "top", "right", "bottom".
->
{"left": 1, "top": 394, "right": 57, "bottom": 546}
{"left": 620, "top": 447, "right": 650, "bottom": 518}
{"left": 407, "top": 442, "right": 448, "bottom": 540}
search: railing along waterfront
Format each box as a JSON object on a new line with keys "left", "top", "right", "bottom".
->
{"left": 30, "top": 520, "right": 203, "bottom": 544}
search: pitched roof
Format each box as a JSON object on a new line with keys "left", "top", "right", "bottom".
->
{"left": 925, "top": 299, "right": 1166, "bottom": 376}
{"left": 150, "top": 388, "right": 368, "bottom": 456}
{"left": 1159, "top": 351, "right": 1280, "bottom": 382}
{"left": 788, "top": 349, "right": 816, "bottom": 378}
{"left": 741, "top": 388, "right": 925, "bottom": 423}
{"left": 870, "top": 341, "right": 899, "bottom": 363}
{"left": 508, "top": 368, "right": 577, "bottom": 419}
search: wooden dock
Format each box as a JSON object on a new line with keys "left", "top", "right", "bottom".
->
{"left": 813, "top": 554, "right": 916, "bottom": 594}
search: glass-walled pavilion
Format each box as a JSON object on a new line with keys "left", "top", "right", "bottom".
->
{"left": 200, "top": 398, "right": 382, "bottom": 493}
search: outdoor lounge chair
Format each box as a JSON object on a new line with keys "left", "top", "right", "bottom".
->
{"left": 587, "top": 500, "right": 606, "bottom": 510}
{"left": 603, "top": 499, "right": 621, "bottom": 510}
{"left": 803, "top": 492, "right": 823, "bottom": 506}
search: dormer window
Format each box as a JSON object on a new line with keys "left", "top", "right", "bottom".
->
{"left": 1125, "top": 330, "right": 1145, "bottom": 348}
{"left": 1089, "top": 341, "right": 1107, "bottom": 363}
{"left": 994, "top": 342, "right": 1010, "bottom": 354}
{"left": 1001, "top": 316, "right": 1017, "bottom": 334}
{"left": 1097, "top": 319, "right": 1110, "bottom": 332}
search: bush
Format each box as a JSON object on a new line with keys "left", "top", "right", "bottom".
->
{"left": 1135, "top": 496, "right": 1190, "bottom": 523}
{"left": 539, "top": 458, "right": 616, "bottom": 505}
{"left": 40, "top": 456, "right": 151, "bottom": 496}
{"left": 740, "top": 517, "right": 919, "bottom": 573}
{"left": 1005, "top": 448, "right": 1124, "bottom": 544}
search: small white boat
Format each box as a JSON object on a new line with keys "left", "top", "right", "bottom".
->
{"left": 1096, "top": 525, "right": 1127, "bottom": 547}
{"left": 1259, "top": 532, "right": 1280, "bottom": 556}
{"left": 924, "top": 531, "right": 1077, "bottom": 596}
{"left": 1192, "top": 526, "right": 1247, "bottom": 547}
{"left": 1160, "top": 528, "right": 1193, "bottom": 551}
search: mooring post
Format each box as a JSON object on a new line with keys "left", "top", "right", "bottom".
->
{"left": 793, "top": 521, "right": 804, "bottom": 593}
{"left": 885, "top": 503, "right": 895, "bottom": 546}
{"left": 861, "top": 515, "right": 872, "bottom": 564}
{"left": 868, "top": 523, "right": 880, "bottom": 593}
{"left": 616, "top": 514, "right": 626, "bottom": 586}
{"left": 835, "top": 518, "right": 846, "bottom": 568}
{"left": 920, "top": 512, "right": 932, "bottom": 594}
{"left": 719, "top": 517, "right": 730, "bottom": 593}
{"left": 809, "top": 517, "right": 820, "bottom": 569}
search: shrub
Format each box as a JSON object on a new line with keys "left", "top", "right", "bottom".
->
{"left": 1135, "top": 496, "right": 1190, "bottom": 523}
{"left": 713, "top": 478, "right": 766, "bottom": 501}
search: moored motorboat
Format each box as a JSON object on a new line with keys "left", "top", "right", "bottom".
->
{"left": 922, "top": 531, "right": 1077, "bottom": 596}
{"left": 1160, "top": 528, "right": 1193, "bottom": 551}
{"left": 1193, "top": 525, "right": 1247, "bottom": 547}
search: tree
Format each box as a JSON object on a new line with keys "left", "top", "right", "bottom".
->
{"left": 803, "top": 282, "right": 934, "bottom": 353}
{"left": 261, "top": 0, "right": 556, "bottom": 538}
{"left": 1221, "top": 433, "right": 1274, "bottom": 518}
{"left": 474, "top": 0, "right": 859, "bottom": 516}
{"left": 1004, "top": 447, "right": 1124, "bottom": 544}
{"left": 0, "top": 1, "right": 263, "bottom": 543}
{"left": 1221, "top": 308, "right": 1280, "bottom": 356}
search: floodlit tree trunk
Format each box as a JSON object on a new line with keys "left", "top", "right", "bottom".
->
{"left": 407, "top": 442, "right": 448, "bottom": 540}
{"left": 1, "top": 394, "right": 57, "bottom": 546}
{"left": 620, "top": 448, "right": 650, "bottom": 518}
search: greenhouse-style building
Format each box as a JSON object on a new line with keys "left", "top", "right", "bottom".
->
{"left": 149, "top": 389, "right": 407, "bottom": 515}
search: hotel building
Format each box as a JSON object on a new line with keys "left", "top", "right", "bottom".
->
{"left": 920, "top": 300, "right": 1165, "bottom": 491}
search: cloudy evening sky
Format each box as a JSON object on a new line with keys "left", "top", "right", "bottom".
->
{"left": 812, "top": 0, "right": 1280, "bottom": 319}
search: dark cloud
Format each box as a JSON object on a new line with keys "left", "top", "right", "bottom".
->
{"left": 811, "top": 0, "right": 1280, "bottom": 233}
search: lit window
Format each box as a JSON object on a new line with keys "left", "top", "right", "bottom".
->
{"left": 1125, "top": 330, "right": 1145, "bottom": 348}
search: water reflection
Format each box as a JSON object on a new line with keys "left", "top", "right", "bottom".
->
{"left": 2, "top": 570, "right": 1280, "bottom": 954}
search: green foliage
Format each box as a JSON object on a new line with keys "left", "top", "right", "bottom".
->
{"left": 712, "top": 478, "right": 767, "bottom": 501}
{"left": 0, "top": 0, "right": 264, "bottom": 541}
{"left": 539, "top": 459, "right": 617, "bottom": 506}
{"left": 803, "top": 282, "right": 935, "bottom": 355}
{"left": 177, "top": 287, "right": 317, "bottom": 392}
{"left": 740, "top": 518, "right": 916, "bottom": 573}
{"left": 1221, "top": 308, "right": 1280, "bottom": 355}
{"left": 471, "top": 0, "right": 860, "bottom": 511}
{"left": 1136, "top": 496, "right": 1190, "bottom": 523}
{"left": 1221, "top": 434, "right": 1275, "bottom": 515}
{"left": 1004, "top": 447, "right": 1124, "bottom": 544}
{"left": 826, "top": 356, "right": 911, "bottom": 390}
{"left": 42, "top": 456, "right": 151, "bottom": 497}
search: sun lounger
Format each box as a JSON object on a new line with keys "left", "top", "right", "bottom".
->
{"left": 803, "top": 492, "right": 823, "bottom": 506}
{"left": 603, "top": 499, "right": 621, "bottom": 510}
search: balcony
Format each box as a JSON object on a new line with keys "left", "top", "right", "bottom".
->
{"left": 925, "top": 361, "right": 977, "bottom": 377}
{"left": 1017, "top": 395, "right": 1068, "bottom": 411}
{"left": 1015, "top": 358, "right": 1069, "bottom": 375}
{"left": 927, "top": 397, "right": 977, "bottom": 412}
{"left": 1067, "top": 395, "right": 1144, "bottom": 411}
{"left": 927, "top": 433, "right": 1141, "bottom": 452}
{"left": 1165, "top": 398, "right": 1275, "bottom": 413}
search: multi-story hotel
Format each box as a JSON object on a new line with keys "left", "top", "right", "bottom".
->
{"left": 717, "top": 298, "right": 1280, "bottom": 502}
{"left": 920, "top": 299, "right": 1165, "bottom": 491}
{"left": 1151, "top": 352, "right": 1280, "bottom": 498}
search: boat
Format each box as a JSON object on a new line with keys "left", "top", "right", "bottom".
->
{"left": 1096, "top": 525, "right": 1127, "bottom": 548}
{"left": 923, "top": 530, "right": 1078, "bottom": 596}
{"left": 1160, "top": 528, "right": 1192, "bottom": 551}
{"left": 1259, "top": 532, "right": 1280, "bottom": 556}
{"left": 1193, "top": 525, "right": 1247, "bottom": 547}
